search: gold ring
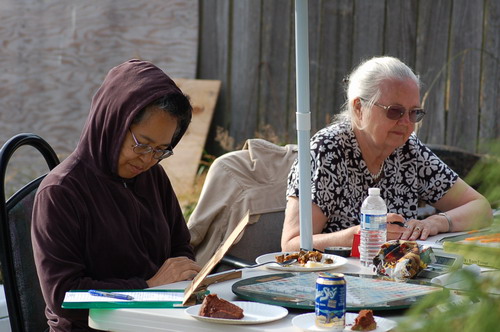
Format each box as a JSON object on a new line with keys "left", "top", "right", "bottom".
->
{"left": 415, "top": 226, "right": 421, "bottom": 232}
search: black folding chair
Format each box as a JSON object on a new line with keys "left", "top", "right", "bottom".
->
{"left": 426, "top": 144, "right": 482, "bottom": 179}
{"left": 418, "top": 144, "right": 483, "bottom": 218}
{"left": 0, "top": 133, "right": 60, "bottom": 332}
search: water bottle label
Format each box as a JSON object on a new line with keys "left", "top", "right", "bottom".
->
{"left": 361, "top": 214, "right": 387, "bottom": 231}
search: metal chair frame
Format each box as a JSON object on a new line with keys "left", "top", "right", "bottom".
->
{"left": 0, "top": 133, "right": 59, "bottom": 332}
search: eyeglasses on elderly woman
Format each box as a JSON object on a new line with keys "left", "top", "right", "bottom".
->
{"left": 129, "top": 129, "right": 174, "bottom": 160}
{"left": 360, "top": 98, "right": 426, "bottom": 123}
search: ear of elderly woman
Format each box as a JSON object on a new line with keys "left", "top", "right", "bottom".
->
{"left": 281, "top": 56, "right": 492, "bottom": 252}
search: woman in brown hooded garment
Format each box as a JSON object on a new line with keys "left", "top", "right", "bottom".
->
{"left": 32, "top": 59, "right": 201, "bottom": 331}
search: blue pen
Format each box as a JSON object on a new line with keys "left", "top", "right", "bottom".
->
{"left": 88, "top": 290, "right": 134, "bottom": 301}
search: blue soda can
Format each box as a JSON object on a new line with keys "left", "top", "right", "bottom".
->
{"left": 315, "top": 272, "right": 346, "bottom": 330}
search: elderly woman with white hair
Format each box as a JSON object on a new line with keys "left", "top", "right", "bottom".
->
{"left": 281, "top": 56, "right": 492, "bottom": 251}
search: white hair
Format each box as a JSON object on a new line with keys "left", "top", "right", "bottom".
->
{"left": 336, "top": 56, "right": 421, "bottom": 127}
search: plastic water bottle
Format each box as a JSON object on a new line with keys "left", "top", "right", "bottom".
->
{"left": 359, "top": 188, "right": 387, "bottom": 267}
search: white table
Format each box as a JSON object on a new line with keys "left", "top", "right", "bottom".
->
{"left": 0, "top": 285, "right": 12, "bottom": 332}
{"left": 89, "top": 258, "right": 404, "bottom": 332}
{"left": 89, "top": 230, "right": 497, "bottom": 331}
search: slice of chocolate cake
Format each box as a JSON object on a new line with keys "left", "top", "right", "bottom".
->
{"left": 198, "top": 294, "right": 244, "bottom": 319}
{"left": 351, "top": 309, "right": 377, "bottom": 331}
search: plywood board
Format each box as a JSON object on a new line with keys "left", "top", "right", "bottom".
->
{"left": 160, "top": 79, "right": 221, "bottom": 196}
{"left": 183, "top": 212, "right": 250, "bottom": 305}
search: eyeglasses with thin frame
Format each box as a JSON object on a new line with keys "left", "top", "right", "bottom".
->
{"left": 129, "top": 129, "right": 174, "bottom": 160}
{"left": 360, "top": 98, "right": 426, "bottom": 123}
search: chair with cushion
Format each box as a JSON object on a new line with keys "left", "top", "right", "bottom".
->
{"left": 0, "top": 133, "right": 60, "bottom": 332}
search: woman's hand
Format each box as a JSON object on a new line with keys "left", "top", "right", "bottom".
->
{"left": 400, "top": 216, "right": 443, "bottom": 241}
{"left": 146, "top": 256, "right": 201, "bottom": 287}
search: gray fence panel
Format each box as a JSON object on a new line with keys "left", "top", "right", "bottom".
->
{"left": 385, "top": 0, "right": 418, "bottom": 68}
{"left": 479, "top": 0, "right": 500, "bottom": 151}
{"left": 199, "top": 0, "right": 231, "bottom": 138}
{"left": 447, "top": 0, "right": 484, "bottom": 151}
{"left": 416, "top": 0, "right": 452, "bottom": 144}
{"left": 229, "top": 1, "right": 262, "bottom": 143}
{"left": 259, "top": 0, "right": 294, "bottom": 141}
{"left": 313, "top": 0, "right": 354, "bottom": 129}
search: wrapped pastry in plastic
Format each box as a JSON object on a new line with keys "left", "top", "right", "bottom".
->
{"left": 373, "top": 240, "right": 434, "bottom": 280}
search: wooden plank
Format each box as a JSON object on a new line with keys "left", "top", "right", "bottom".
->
{"left": 415, "top": 0, "right": 452, "bottom": 145}
{"left": 307, "top": 0, "right": 322, "bottom": 136}
{"left": 479, "top": 0, "right": 500, "bottom": 151}
{"left": 160, "top": 79, "right": 221, "bottom": 198}
{"left": 447, "top": 0, "right": 484, "bottom": 151}
{"left": 229, "top": 1, "right": 262, "bottom": 146}
{"left": 198, "top": 0, "right": 232, "bottom": 154}
{"left": 315, "top": 0, "right": 354, "bottom": 129}
{"left": 385, "top": 0, "right": 418, "bottom": 67}
{"left": 352, "top": 0, "right": 385, "bottom": 65}
{"left": 258, "top": 0, "right": 293, "bottom": 142}
{"left": 287, "top": 28, "right": 298, "bottom": 143}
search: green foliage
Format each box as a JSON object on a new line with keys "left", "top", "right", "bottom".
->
{"left": 399, "top": 269, "right": 500, "bottom": 331}
{"left": 181, "top": 150, "right": 216, "bottom": 221}
{"left": 465, "top": 141, "right": 500, "bottom": 209}
{"left": 182, "top": 201, "right": 198, "bottom": 221}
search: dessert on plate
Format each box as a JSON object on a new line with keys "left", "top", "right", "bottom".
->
{"left": 351, "top": 309, "right": 377, "bottom": 331}
{"left": 198, "top": 294, "right": 244, "bottom": 319}
{"left": 275, "top": 250, "right": 334, "bottom": 266}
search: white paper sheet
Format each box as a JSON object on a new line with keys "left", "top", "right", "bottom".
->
{"left": 64, "top": 291, "right": 184, "bottom": 303}
{"left": 430, "top": 264, "right": 481, "bottom": 287}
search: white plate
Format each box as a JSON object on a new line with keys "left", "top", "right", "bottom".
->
{"left": 292, "top": 312, "right": 397, "bottom": 332}
{"left": 185, "top": 301, "right": 288, "bottom": 325}
{"left": 256, "top": 252, "right": 348, "bottom": 272}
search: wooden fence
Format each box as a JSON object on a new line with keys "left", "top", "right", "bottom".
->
{"left": 198, "top": 0, "right": 500, "bottom": 154}
{"left": 1, "top": 0, "right": 499, "bottom": 197}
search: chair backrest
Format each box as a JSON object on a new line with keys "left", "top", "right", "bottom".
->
{"left": 224, "top": 211, "right": 285, "bottom": 263}
{"left": 417, "top": 144, "right": 483, "bottom": 218}
{"left": 0, "top": 133, "right": 60, "bottom": 332}
{"left": 426, "top": 144, "right": 482, "bottom": 179}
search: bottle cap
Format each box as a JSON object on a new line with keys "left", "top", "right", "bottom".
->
{"left": 368, "top": 187, "right": 380, "bottom": 196}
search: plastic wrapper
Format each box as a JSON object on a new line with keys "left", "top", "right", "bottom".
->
{"left": 372, "top": 240, "right": 435, "bottom": 281}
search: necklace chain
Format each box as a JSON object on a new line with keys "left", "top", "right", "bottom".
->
{"left": 370, "top": 162, "right": 384, "bottom": 180}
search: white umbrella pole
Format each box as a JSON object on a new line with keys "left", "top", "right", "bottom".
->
{"left": 294, "top": 0, "right": 313, "bottom": 251}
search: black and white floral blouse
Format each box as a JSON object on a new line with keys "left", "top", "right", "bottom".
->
{"left": 286, "top": 121, "right": 458, "bottom": 233}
